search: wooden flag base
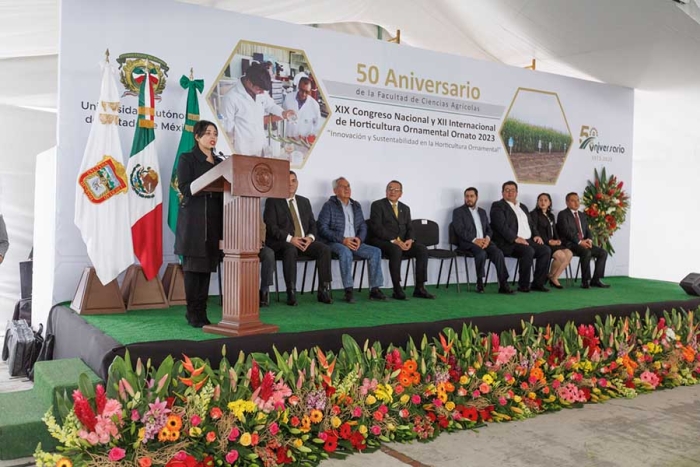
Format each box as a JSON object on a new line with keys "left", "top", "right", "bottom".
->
{"left": 162, "top": 263, "right": 187, "bottom": 305}
{"left": 70, "top": 267, "right": 126, "bottom": 315}
{"left": 120, "top": 265, "right": 169, "bottom": 310}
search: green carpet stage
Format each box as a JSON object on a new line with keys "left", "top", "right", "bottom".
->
{"left": 46, "top": 277, "right": 700, "bottom": 380}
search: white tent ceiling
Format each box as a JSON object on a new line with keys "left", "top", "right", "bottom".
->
{"left": 2, "top": 0, "right": 700, "bottom": 113}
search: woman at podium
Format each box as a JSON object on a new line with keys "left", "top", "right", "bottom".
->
{"left": 174, "top": 120, "right": 223, "bottom": 327}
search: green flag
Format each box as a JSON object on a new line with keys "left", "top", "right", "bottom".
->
{"left": 168, "top": 74, "right": 204, "bottom": 233}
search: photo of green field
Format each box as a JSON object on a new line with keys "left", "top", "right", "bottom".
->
{"left": 499, "top": 89, "right": 572, "bottom": 184}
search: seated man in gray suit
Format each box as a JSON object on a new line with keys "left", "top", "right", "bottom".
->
{"left": 556, "top": 192, "right": 609, "bottom": 289}
{"left": 452, "top": 187, "right": 513, "bottom": 294}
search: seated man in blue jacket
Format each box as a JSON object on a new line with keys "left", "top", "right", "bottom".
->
{"left": 317, "top": 177, "right": 387, "bottom": 303}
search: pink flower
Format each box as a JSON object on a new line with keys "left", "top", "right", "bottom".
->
{"left": 318, "top": 432, "right": 328, "bottom": 441}
{"left": 498, "top": 396, "right": 508, "bottom": 406}
{"left": 552, "top": 380, "right": 561, "bottom": 389}
{"left": 411, "top": 394, "right": 421, "bottom": 404}
{"left": 394, "top": 385, "right": 404, "bottom": 395}
{"left": 399, "top": 409, "right": 409, "bottom": 418}
{"left": 640, "top": 371, "right": 660, "bottom": 389}
{"left": 496, "top": 345, "right": 517, "bottom": 365}
{"left": 131, "top": 409, "right": 140, "bottom": 421}
{"left": 479, "top": 383, "right": 490, "bottom": 394}
{"left": 174, "top": 451, "right": 188, "bottom": 461}
{"left": 269, "top": 422, "right": 280, "bottom": 436}
{"left": 352, "top": 406, "right": 362, "bottom": 418}
{"left": 379, "top": 404, "right": 388, "bottom": 414}
{"left": 472, "top": 390, "right": 481, "bottom": 399}
{"left": 371, "top": 425, "right": 382, "bottom": 435}
{"left": 191, "top": 414, "right": 201, "bottom": 427}
{"left": 432, "top": 398, "right": 443, "bottom": 407}
{"left": 225, "top": 450, "right": 239, "bottom": 464}
{"left": 228, "top": 427, "right": 240, "bottom": 442}
{"left": 108, "top": 447, "right": 126, "bottom": 462}
{"left": 598, "top": 378, "right": 608, "bottom": 388}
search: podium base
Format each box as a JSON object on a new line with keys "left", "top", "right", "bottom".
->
{"left": 203, "top": 320, "right": 279, "bottom": 337}
{"left": 121, "top": 265, "right": 169, "bottom": 310}
{"left": 162, "top": 263, "right": 187, "bottom": 305}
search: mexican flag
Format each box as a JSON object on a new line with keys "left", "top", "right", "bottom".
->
{"left": 74, "top": 61, "right": 133, "bottom": 285}
{"left": 167, "top": 74, "right": 203, "bottom": 234}
{"left": 127, "top": 65, "right": 163, "bottom": 280}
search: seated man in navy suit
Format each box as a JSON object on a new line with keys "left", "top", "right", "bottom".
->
{"left": 452, "top": 187, "right": 512, "bottom": 294}
{"left": 490, "top": 181, "right": 551, "bottom": 293}
{"left": 556, "top": 192, "right": 609, "bottom": 289}
{"left": 367, "top": 180, "right": 435, "bottom": 300}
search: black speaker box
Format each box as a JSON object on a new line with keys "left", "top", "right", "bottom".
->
{"left": 20, "top": 260, "right": 32, "bottom": 299}
{"left": 680, "top": 273, "right": 700, "bottom": 296}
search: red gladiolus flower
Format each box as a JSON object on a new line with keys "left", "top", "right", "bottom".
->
{"left": 250, "top": 360, "right": 261, "bottom": 391}
{"left": 95, "top": 384, "right": 107, "bottom": 415}
{"left": 72, "top": 390, "right": 97, "bottom": 432}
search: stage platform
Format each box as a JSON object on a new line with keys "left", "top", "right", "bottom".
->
{"left": 47, "top": 277, "right": 700, "bottom": 380}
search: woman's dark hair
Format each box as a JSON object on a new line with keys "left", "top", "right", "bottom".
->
{"left": 536, "top": 192, "right": 553, "bottom": 217}
{"left": 192, "top": 120, "right": 217, "bottom": 149}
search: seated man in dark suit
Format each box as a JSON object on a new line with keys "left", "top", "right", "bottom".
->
{"left": 556, "top": 192, "right": 609, "bottom": 289}
{"left": 367, "top": 180, "right": 435, "bottom": 300}
{"left": 490, "top": 181, "right": 551, "bottom": 292}
{"left": 452, "top": 187, "right": 512, "bottom": 294}
{"left": 264, "top": 171, "right": 333, "bottom": 306}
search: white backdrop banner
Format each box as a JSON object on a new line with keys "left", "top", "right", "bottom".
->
{"left": 50, "top": 0, "right": 633, "bottom": 304}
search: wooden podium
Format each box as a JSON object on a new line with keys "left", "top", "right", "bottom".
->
{"left": 190, "top": 155, "right": 288, "bottom": 336}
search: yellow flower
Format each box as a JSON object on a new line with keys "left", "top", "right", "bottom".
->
{"left": 189, "top": 427, "right": 202, "bottom": 437}
{"left": 615, "top": 357, "right": 623, "bottom": 365}
{"left": 56, "top": 458, "right": 73, "bottom": 467}
{"left": 358, "top": 425, "right": 368, "bottom": 435}
{"left": 474, "top": 362, "right": 482, "bottom": 370}
{"left": 239, "top": 432, "right": 252, "bottom": 447}
{"left": 331, "top": 416, "right": 342, "bottom": 428}
{"left": 168, "top": 430, "right": 180, "bottom": 442}
{"left": 653, "top": 361, "right": 662, "bottom": 370}
{"left": 310, "top": 410, "right": 323, "bottom": 424}
{"left": 438, "top": 392, "right": 448, "bottom": 403}
{"left": 365, "top": 395, "right": 377, "bottom": 405}
{"left": 374, "top": 383, "right": 394, "bottom": 403}
{"left": 386, "top": 422, "right": 396, "bottom": 431}
{"left": 445, "top": 401, "right": 455, "bottom": 411}
{"left": 256, "top": 412, "right": 267, "bottom": 422}
{"left": 513, "top": 395, "right": 522, "bottom": 403}
{"left": 400, "top": 394, "right": 410, "bottom": 404}
{"left": 528, "top": 392, "right": 536, "bottom": 400}
{"left": 137, "top": 427, "right": 146, "bottom": 442}
{"left": 293, "top": 438, "right": 303, "bottom": 448}
{"left": 555, "top": 374, "right": 565, "bottom": 382}
{"left": 482, "top": 374, "right": 494, "bottom": 385}
{"left": 459, "top": 375, "right": 469, "bottom": 385}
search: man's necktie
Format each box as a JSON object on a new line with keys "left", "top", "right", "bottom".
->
{"left": 289, "top": 199, "right": 302, "bottom": 237}
{"left": 574, "top": 211, "right": 583, "bottom": 241}
{"left": 392, "top": 203, "right": 399, "bottom": 218}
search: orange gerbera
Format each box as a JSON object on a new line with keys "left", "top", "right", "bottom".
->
{"left": 412, "top": 373, "right": 421, "bottom": 385}
{"left": 403, "top": 360, "right": 418, "bottom": 373}
{"left": 168, "top": 429, "right": 180, "bottom": 442}
{"left": 682, "top": 345, "right": 696, "bottom": 363}
{"left": 158, "top": 427, "right": 170, "bottom": 442}
{"left": 56, "top": 458, "right": 73, "bottom": 467}
{"left": 309, "top": 409, "right": 323, "bottom": 424}
{"left": 530, "top": 368, "right": 544, "bottom": 382}
{"left": 166, "top": 414, "right": 182, "bottom": 431}
{"left": 398, "top": 371, "right": 413, "bottom": 387}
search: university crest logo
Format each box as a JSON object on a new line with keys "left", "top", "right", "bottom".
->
{"left": 130, "top": 164, "right": 160, "bottom": 199}
{"left": 78, "top": 156, "right": 128, "bottom": 204}
{"left": 117, "top": 53, "right": 169, "bottom": 99}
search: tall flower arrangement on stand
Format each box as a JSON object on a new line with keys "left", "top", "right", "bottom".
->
{"left": 582, "top": 167, "right": 629, "bottom": 254}
{"left": 35, "top": 309, "right": 700, "bottom": 467}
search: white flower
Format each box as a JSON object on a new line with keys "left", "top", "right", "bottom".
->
{"left": 665, "top": 328, "right": 676, "bottom": 341}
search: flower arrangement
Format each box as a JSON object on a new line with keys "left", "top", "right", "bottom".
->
{"left": 582, "top": 167, "right": 629, "bottom": 254}
{"left": 35, "top": 308, "right": 700, "bottom": 467}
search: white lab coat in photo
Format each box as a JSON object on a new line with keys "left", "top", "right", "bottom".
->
{"left": 221, "top": 80, "right": 284, "bottom": 156}
{"left": 282, "top": 93, "right": 321, "bottom": 137}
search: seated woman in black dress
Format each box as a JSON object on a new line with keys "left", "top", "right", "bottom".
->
{"left": 531, "top": 193, "right": 573, "bottom": 289}
{"left": 174, "top": 120, "right": 223, "bottom": 327}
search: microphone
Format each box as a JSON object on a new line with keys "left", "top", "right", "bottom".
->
{"left": 211, "top": 148, "right": 226, "bottom": 160}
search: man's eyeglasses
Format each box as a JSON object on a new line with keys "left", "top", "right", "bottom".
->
{"left": 387, "top": 188, "right": 402, "bottom": 193}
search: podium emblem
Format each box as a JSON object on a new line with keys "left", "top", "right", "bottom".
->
{"left": 251, "top": 163, "right": 273, "bottom": 193}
